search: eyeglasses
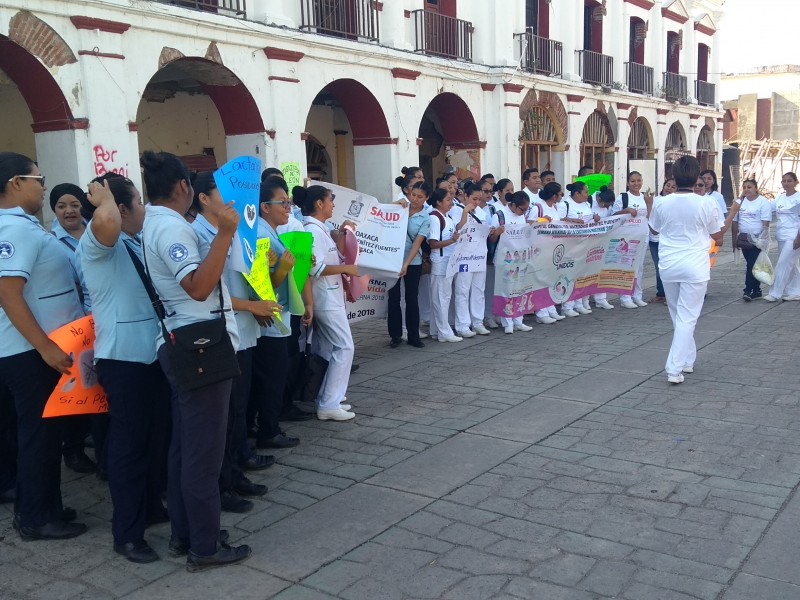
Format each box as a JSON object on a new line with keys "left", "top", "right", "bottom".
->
{"left": 482, "top": 189, "right": 493, "bottom": 194}
{"left": 10, "top": 175, "right": 46, "bottom": 187}
{"left": 263, "top": 200, "right": 291, "bottom": 208}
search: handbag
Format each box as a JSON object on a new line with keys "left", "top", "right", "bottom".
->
{"left": 130, "top": 239, "right": 240, "bottom": 391}
{"left": 289, "top": 326, "right": 329, "bottom": 405}
{"left": 736, "top": 232, "right": 756, "bottom": 250}
{"left": 407, "top": 229, "right": 432, "bottom": 275}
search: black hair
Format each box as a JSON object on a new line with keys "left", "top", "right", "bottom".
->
{"left": 261, "top": 167, "right": 283, "bottom": 182}
{"left": 260, "top": 177, "right": 288, "bottom": 204}
{"left": 699, "top": 169, "right": 718, "bottom": 192}
{"left": 49, "top": 183, "right": 87, "bottom": 212}
{"left": 263, "top": 174, "right": 289, "bottom": 194}
{"left": 427, "top": 188, "right": 449, "bottom": 208}
{"left": 81, "top": 173, "right": 139, "bottom": 220}
{"left": 540, "top": 182, "right": 563, "bottom": 201}
{"left": 0, "top": 152, "right": 36, "bottom": 196}
{"left": 565, "top": 181, "right": 587, "bottom": 196}
{"left": 294, "top": 184, "right": 330, "bottom": 216}
{"left": 659, "top": 178, "right": 675, "bottom": 196}
{"left": 506, "top": 191, "right": 530, "bottom": 209}
{"left": 522, "top": 168, "right": 539, "bottom": 182}
{"left": 400, "top": 166, "right": 422, "bottom": 178}
{"left": 189, "top": 172, "right": 217, "bottom": 214}
{"left": 139, "top": 151, "right": 191, "bottom": 201}
{"left": 395, "top": 175, "right": 414, "bottom": 190}
{"left": 577, "top": 165, "right": 594, "bottom": 177}
{"left": 672, "top": 156, "right": 701, "bottom": 188}
{"left": 784, "top": 172, "right": 799, "bottom": 183}
{"left": 742, "top": 178, "right": 758, "bottom": 189}
{"left": 291, "top": 185, "right": 305, "bottom": 202}
{"left": 463, "top": 181, "right": 482, "bottom": 198}
{"left": 494, "top": 178, "right": 512, "bottom": 193}
{"left": 540, "top": 170, "right": 555, "bottom": 180}
{"left": 444, "top": 172, "right": 458, "bottom": 181}
{"left": 597, "top": 186, "right": 615, "bottom": 204}
{"left": 479, "top": 173, "right": 495, "bottom": 182}
{"left": 627, "top": 171, "right": 642, "bottom": 182}
{"left": 408, "top": 181, "right": 432, "bottom": 198}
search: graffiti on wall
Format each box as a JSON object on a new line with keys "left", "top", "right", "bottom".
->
{"left": 93, "top": 145, "right": 130, "bottom": 178}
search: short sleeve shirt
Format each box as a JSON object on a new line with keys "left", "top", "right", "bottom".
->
{"left": 773, "top": 193, "right": 800, "bottom": 241}
{"left": 734, "top": 196, "right": 772, "bottom": 235}
{"left": 405, "top": 210, "right": 430, "bottom": 266}
{"left": 0, "top": 208, "right": 84, "bottom": 357}
{"left": 613, "top": 193, "right": 649, "bottom": 219}
{"left": 304, "top": 215, "right": 345, "bottom": 311}
{"left": 428, "top": 210, "right": 457, "bottom": 263}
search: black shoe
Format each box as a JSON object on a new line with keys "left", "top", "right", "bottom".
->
{"left": 246, "top": 426, "right": 258, "bottom": 439}
{"left": 279, "top": 406, "right": 314, "bottom": 422}
{"left": 233, "top": 477, "right": 268, "bottom": 498}
{"left": 0, "top": 486, "right": 16, "bottom": 504}
{"left": 751, "top": 290, "right": 763, "bottom": 300}
{"left": 62, "top": 506, "right": 77, "bottom": 522}
{"left": 742, "top": 292, "right": 752, "bottom": 302}
{"left": 17, "top": 520, "right": 87, "bottom": 541}
{"left": 64, "top": 451, "right": 97, "bottom": 474}
{"left": 407, "top": 339, "right": 425, "bottom": 348}
{"left": 221, "top": 490, "right": 253, "bottom": 513}
{"left": 389, "top": 338, "right": 402, "bottom": 348}
{"left": 256, "top": 433, "right": 300, "bottom": 449}
{"left": 350, "top": 363, "right": 360, "bottom": 373}
{"left": 114, "top": 540, "right": 159, "bottom": 564}
{"left": 170, "top": 530, "right": 229, "bottom": 557}
{"left": 186, "top": 544, "right": 252, "bottom": 573}
{"left": 239, "top": 454, "right": 275, "bottom": 472}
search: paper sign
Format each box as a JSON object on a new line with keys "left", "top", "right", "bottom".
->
{"left": 281, "top": 161, "right": 302, "bottom": 192}
{"left": 279, "top": 231, "right": 313, "bottom": 290}
{"left": 43, "top": 316, "right": 108, "bottom": 418}
{"left": 287, "top": 275, "right": 305, "bottom": 316}
{"left": 214, "top": 155, "right": 262, "bottom": 273}
{"left": 575, "top": 173, "right": 613, "bottom": 195}
{"left": 243, "top": 238, "right": 276, "bottom": 303}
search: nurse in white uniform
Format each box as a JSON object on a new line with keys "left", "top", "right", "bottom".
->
{"left": 612, "top": 171, "right": 653, "bottom": 309}
{"left": 427, "top": 188, "right": 463, "bottom": 342}
{"left": 560, "top": 182, "right": 600, "bottom": 317}
{"left": 297, "top": 185, "right": 359, "bottom": 421}
{"left": 731, "top": 178, "right": 772, "bottom": 301}
{"left": 591, "top": 187, "right": 617, "bottom": 309}
{"left": 765, "top": 173, "right": 800, "bottom": 302}
{"left": 535, "top": 183, "right": 567, "bottom": 323}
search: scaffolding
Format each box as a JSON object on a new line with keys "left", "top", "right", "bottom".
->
{"left": 728, "top": 138, "right": 800, "bottom": 199}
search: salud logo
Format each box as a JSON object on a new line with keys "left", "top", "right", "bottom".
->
{"left": 552, "top": 244, "right": 565, "bottom": 265}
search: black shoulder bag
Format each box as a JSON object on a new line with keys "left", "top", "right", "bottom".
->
{"left": 131, "top": 237, "right": 240, "bottom": 391}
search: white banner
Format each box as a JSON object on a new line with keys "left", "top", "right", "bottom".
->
{"left": 446, "top": 222, "right": 491, "bottom": 278}
{"left": 346, "top": 276, "right": 395, "bottom": 323}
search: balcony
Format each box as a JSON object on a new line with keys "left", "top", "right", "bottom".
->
{"left": 412, "top": 10, "right": 473, "bottom": 62}
{"left": 696, "top": 80, "right": 716, "bottom": 106}
{"left": 159, "top": 0, "right": 246, "bottom": 18}
{"left": 575, "top": 50, "right": 613, "bottom": 87}
{"left": 662, "top": 72, "right": 688, "bottom": 103}
{"left": 514, "top": 29, "right": 562, "bottom": 77}
{"left": 625, "top": 62, "right": 653, "bottom": 95}
{"left": 300, "top": 0, "right": 379, "bottom": 42}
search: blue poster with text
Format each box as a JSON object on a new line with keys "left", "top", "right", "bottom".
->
{"left": 214, "top": 155, "right": 261, "bottom": 273}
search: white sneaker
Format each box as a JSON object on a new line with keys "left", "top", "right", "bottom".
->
{"left": 595, "top": 300, "right": 614, "bottom": 310}
{"left": 763, "top": 295, "right": 780, "bottom": 302}
{"left": 504, "top": 326, "right": 514, "bottom": 334}
{"left": 456, "top": 329, "right": 477, "bottom": 338}
{"left": 563, "top": 309, "right": 580, "bottom": 317}
{"left": 574, "top": 306, "right": 592, "bottom": 315}
{"left": 782, "top": 295, "right": 800, "bottom": 301}
{"left": 418, "top": 331, "right": 429, "bottom": 339}
{"left": 438, "top": 335, "right": 463, "bottom": 343}
{"left": 473, "top": 325, "right": 491, "bottom": 335}
{"left": 550, "top": 313, "right": 566, "bottom": 320}
{"left": 535, "top": 316, "right": 557, "bottom": 324}
{"left": 682, "top": 367, "right": 694, "bottom": 374}
{"left": 621, "top": 300, "right": 638, "bottom": 309}
{"left": 485, "top": 318, "right": 499, "bottom": 329}
{"left": 633, "top": 298, "right": 648, "bottom": 307}
{"left": 339, "top": 404, "right": 352, "bottom": 411}
{"left": 667, "top": 374, "right": 684, "bottom": 384}
{"left": 317, "top": 408, "right": 355, "bottom": 421}
{"left": 514, "top": 323, "right": 533, "bottom": 332}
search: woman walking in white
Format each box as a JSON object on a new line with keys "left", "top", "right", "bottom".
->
{"left": 534, "top": 183, "right": 567, "bottom": 323}
{"left": 613, "top": 172, "right": 653, "bottom": 309}
{"left": 732, "top": 178, "right": 771, "bottom": 301}
{"left": 428, "top": 188, "right": 465, "bottom": 342}
{"left": 764, "top": 173, "right": 800, "bottom": 302}
{"left": 591, "top": 187, "right": 617, "bottom": 310}
{"left": 649, "top": 156, "right": 725, "bottom": 384}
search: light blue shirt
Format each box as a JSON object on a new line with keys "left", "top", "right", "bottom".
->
{"left": 142, "top": 205, "right": 239, "bottom": 350}
{"left": 51, "top": 220, "right": 91, "bottom": 311}
{"left": 0, "top": 207, "right": 84, "bottom": 358}
{"left": 77, "top": 225, "right": 159, "bottom": 364}
{"left": 405, "top": 210, "right": 430, "bottom": 266}
{"left": 258, "top": 217, "right": 290, "bottom": 338}
{"left": 191, "top": 213, "right": 258, "bottom": 351}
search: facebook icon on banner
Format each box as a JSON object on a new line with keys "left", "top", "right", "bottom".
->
{"left": 459, "top": 264, "right": 469, "bottom": 273}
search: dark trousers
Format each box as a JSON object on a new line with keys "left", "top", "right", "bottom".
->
{"left": 282, "top": 314, "right": 302, "bottom": 413}
{"left": 219, "top": 348, "right": 252, "bottom": 492}
{"left": 0, "top": 383, "right": 17, "bottom": 494}
{"left": 96, "top": 359, "right": 170, "bottom": 545}
{"left": 61, "top": 415, "right": 89, "bottom": 457}
{"left": 251, "top": 336, "right": 289, "bottom": 441}
{"left": 649, "top": 241, "right": 665, "bottom": 298}
{"left": 742, "top": 246, "right": 762, "bottom": 294}
{"left": 0, "top": 351, "right": 62, "bottom": 528}
{"left": 158, "top": 345, "right": 231, "bottom": 557}
{"left": 388, "top": 264, "right": 422, "bottom": 343}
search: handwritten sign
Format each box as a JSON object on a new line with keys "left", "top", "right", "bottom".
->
{"left": 243, "top": 238, "right": 276, "bottom": 302}
{"left": 279, "top": 231, "right": 313, "bottom": 291}
{"left": 214, "top": 155, "right": 262, "bottom": 273}
{"left": 43, "top": 316, "right": 108, "bottom": 418}
{"left": 280, "top": 161, "right": 302, "bottom": 192}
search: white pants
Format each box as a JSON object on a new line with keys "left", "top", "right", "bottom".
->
{"left": 454, "top": 270, "right": 487, "bottom": 331}
{"left": 312, "top": 308, "right": 354, "bottom": 411}
{"left": 418, "top": 274, "right": 432, "bottom": 322}
{"left": 430, "top": 273, "right": 455, "bottom": 339}
{"left": 663, "top": 280, "right": 707, "bottom": 377}
{"left": 484, "top": 265, "right": 496, "bottom": 319}
{"left": 593, "top": 293, "right": 607, "bottom": 302}
{"left": 769, "top": 240, "right": 800, "bottom": 298}
{"left": 621, "top": 257, "right": 644, "bottom": 302}
{"left": 500, "top": 315, "right": 523, "bottom": 327}
{"left": 535, "top": 306, "right": 556, "bottom": 318}
{"left": 563, "top": 296, "right": 588, "bottom": 310}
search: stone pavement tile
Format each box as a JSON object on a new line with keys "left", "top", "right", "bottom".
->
{"left": 0, "top": 563, "right": 60, "bottom": 599}
{"left": 622, "top": 581, "right": 703, "bottom": 600}
{"left": 599, "top": 347, "right": 673, "bottom": 375}
{"left": 633, "top": 567, "right": 725, "bottom": 599}
{"left": 578, "top": 560, "right": 637, "bottom": 597}
{"left": 722, "top": 573, "right": 800, "bottom": 600}
{"left": 364, "top": 433, "right": 525, "bottom": 498}
{"left": 242, "top": 483, "right": 430, "bottom": 581}
{"left": 505, "top": 577, "right": 597, "bottom": 600}
{"left": 467, "top": 397, "right": 594, "bottom": 444}
{"left": 371, "top": 526, "right": 455, "bottom": 554}
{"left": 441, "top": 574, "right": 512, "bottom": 600}
{"left": 123, "top": 564, "right": 290, "bottom": 599}
{"left": 437, "top": 546, "right": 530, "bottom": 576}
{"left": 29, "top": 579, "right": 91, "bottom": 600}
{"left": 637, "top": 329, "right": 723, "bottom": 350}
{"left": 528, "top": 553, "right": 596, "bottom": 587}
{"left": 538, "top": 369, "right": 652, "bottom": 404}
{"left": 272, "top": 585, "right": 341, "bottom": 600}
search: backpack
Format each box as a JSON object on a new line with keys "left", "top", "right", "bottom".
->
{"left": 430, "top": 210, "right": 447, "bottom": 257}
{"left": 621, "top": 193, "right": 629, "bottom": 210}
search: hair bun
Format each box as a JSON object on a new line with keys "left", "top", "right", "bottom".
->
{"left": 599, "top": 185, "right": 608, "bottom": 192}
{"left": 293, "top": 186, "right": 308, "bottom": 203}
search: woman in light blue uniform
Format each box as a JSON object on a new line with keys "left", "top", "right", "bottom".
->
{"left": 0, "top": 152, "right": 86, "bottom": 541}
{"left": 140, "top": 151, "right": 250, "bottom": 572}
{"left": 76, "top": 173, "right": 169, "bottom": 563}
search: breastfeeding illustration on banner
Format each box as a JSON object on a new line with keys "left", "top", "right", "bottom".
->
{"left": 493, "top": 216, "right": 649, "bottom": 319}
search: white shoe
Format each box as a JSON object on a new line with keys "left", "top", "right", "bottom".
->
{"left": 667, "top": 374, "right": 684, "bottom": 384}
{"left": 682, "top": 367, "right": 694, "bottom": 374}
{"left": 456, "top": 329, "right": 477, "bottom": 338}
{"left": 595, "top": 300, "right": 614, "bottom": 310}
{"left": 514, "top": 323, "right": 533, "bottom": 332}
{"left": 473, "top": 325, "right": 491, "bottom": 335}
{"left": 782, "top": 295, "right": 800, "bottom": 301}
{"left": 633, "top": 298, "right": 648, "bottom": 307}
{"left": 550, "top": 313, "right": 566, "bottom": 321}
{"left": 418, "top": 331, "right": 429, "bottom": 339}
{"left": 535, "top": 316, "right": 557, "bottom": 324}
{"left": 485, "top": 318, "right": 499, "bottom": 329}
{"left": 317, "top": 408, "right": 355, "bottom": 421}
{"left": 621, "top": 300, "right": 638, "bottom": 309}
{"left": 438, "top": 335, "right": 463, "bottom": 343}
{"left": 763, "top": 295, "right": 779, "bottom": 302}
{"left": 574, "top": 306, "right": 592, "bottom": 315}
{"left": 563, "top": 309, "right": 580, "bottom": 317}
{"left": 401, "top": 333, "right": 408, "bottom": 341}
{"left": 504, "top": 326, "right": 514, "bottom": 334}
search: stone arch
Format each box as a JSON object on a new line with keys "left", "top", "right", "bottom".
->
{"left": 418, "top": 92, "right": 481, "bottom": 182}
{"left": 627, "top": 116, "right": 654, "bottom": 160}
{"left": 8, "top": 10, "right": 76, "bottom": 67}
{"left": 519, "top": 89, "right": 568, "bottom": 148}
{"left": 313, "top": 79, "right": 392, "bottom": 145}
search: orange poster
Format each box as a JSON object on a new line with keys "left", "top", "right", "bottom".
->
{"left": 42, "top": 316, "right": 108, "bottom": 418}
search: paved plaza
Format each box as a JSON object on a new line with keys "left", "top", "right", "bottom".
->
{"left": 3, "top": 250, "right": 800, "bottom": 600}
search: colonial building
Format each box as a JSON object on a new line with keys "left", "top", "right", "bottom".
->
{"left": 0, "top": 0, "right": 723, "bottom": 222}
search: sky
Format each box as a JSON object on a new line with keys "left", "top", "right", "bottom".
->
{"left": 717, "top": 0, "right": 800, "bottom": 74}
